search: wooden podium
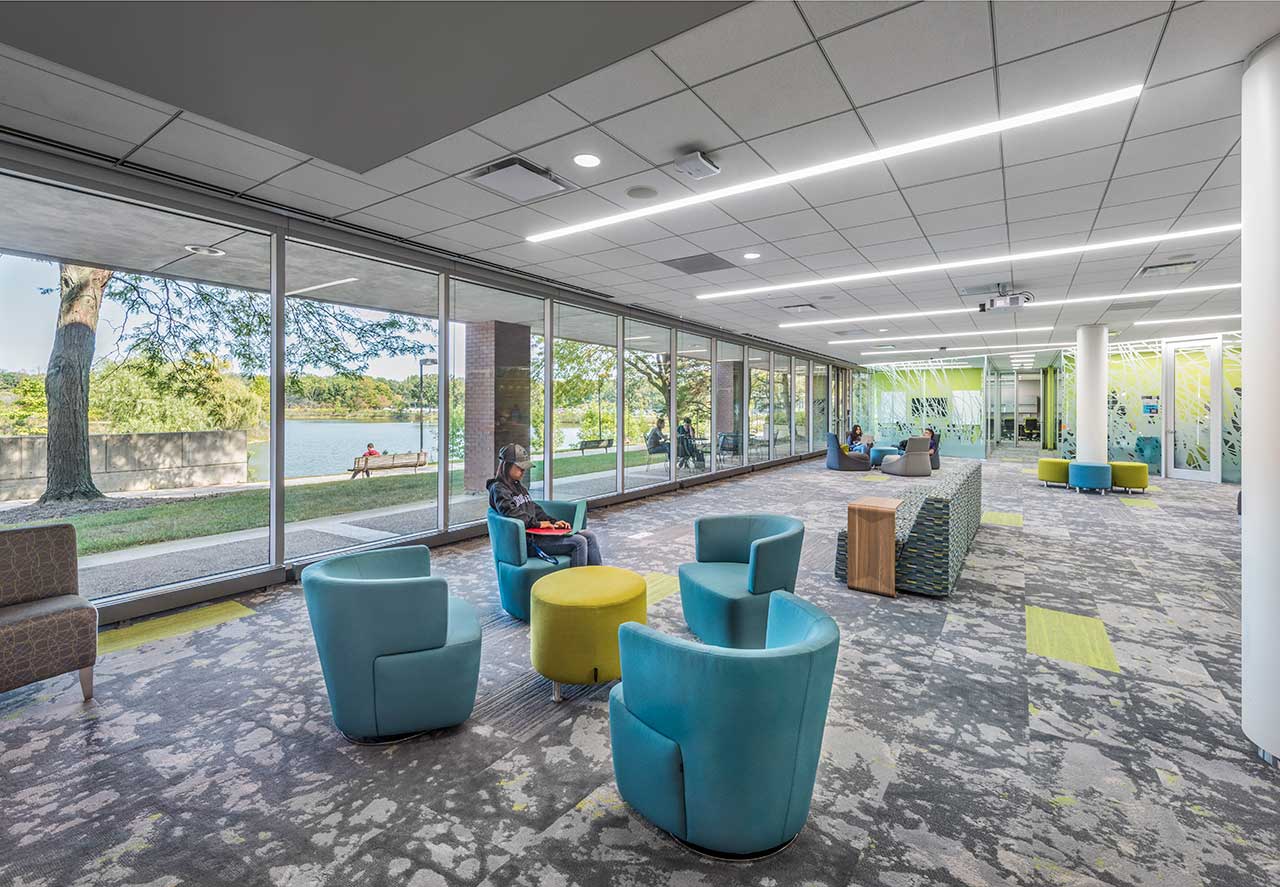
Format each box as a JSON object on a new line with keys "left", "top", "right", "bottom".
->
{"left": 847, "top": 496, "right": 901, "bottom": 597}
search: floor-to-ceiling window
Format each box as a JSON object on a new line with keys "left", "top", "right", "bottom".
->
{"left": 772, "top": 353, "right": 792, "bottom": 457}
{"left": 676, "top": 332, "right": 711, "bottom": 479}
{"left": 284, "top": 241, "right": 440, "bottom": 557}
{"left": 794, "top": 359, "right": 809, "bottom": 454}
{"left": 812, "top": 363, "right": 829, "bottom": 448}
{"left": 446, "top": 279, "right": 543, "bottom": 526}
{"left": 623, "top": 319, "right": 671, "bottom": 490}
{"left": 0, "top": 173, "right": 274, "bottom": 602}
{"left": 715, "top": 341, "right": 745, "bottom": 470}
{"left": 748, "top": 348, "right": 771, "bottom": 463}
{"left": 552, "top": 303, "right": 618, "bottom": 501}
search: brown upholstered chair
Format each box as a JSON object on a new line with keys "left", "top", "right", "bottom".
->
{"left": 0, "top": 524, "right": 97, "bottom": 701}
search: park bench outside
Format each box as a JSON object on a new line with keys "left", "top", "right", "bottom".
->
{"left": 351, "top": 451, "right": 430, "bottom": 478}
{"left": 576, "top": 437, "right": 613, "bottom": 455}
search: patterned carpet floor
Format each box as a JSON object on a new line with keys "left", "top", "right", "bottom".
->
{"left": 1, "top": 448, "right": 1275, "bottom": 887}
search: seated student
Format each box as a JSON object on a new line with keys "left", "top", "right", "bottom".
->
{"left": 356, "top": 441, "right": 380, "bottom": 478}
{"left": 487, "top": 443, "right": 603, "bottom": 568}
{"left": 676, "top": 416, "right": 705, "bottom": 468}
{"left": 923, "top": 426, "right": 939, "bottom": 455}
{"left": 646, "top": 417, "right": 670, "bottom": 455}
{"left": 847, "top": 424, "right": 870, "bottom": 454}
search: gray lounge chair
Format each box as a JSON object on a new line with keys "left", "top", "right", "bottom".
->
{"left": 881, "top": 436, "right": 932, "bottom": 477}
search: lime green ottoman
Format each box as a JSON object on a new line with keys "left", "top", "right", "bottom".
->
{"left": 530, "top": 565, "right": 647, "bottom": 703}
{"left": 1109, "top": 461, "right": 1149, "bottom": 493}
{"left": 1037, "top": 457, "right": 1070, "bottom": 487}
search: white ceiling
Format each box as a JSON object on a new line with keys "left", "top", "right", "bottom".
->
{"left": 0, "top": 1, "right": 1267, "bottom": 368}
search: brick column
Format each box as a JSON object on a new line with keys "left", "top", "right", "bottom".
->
{"left": 464, "top": 321, "right": 531, "bottom": 492}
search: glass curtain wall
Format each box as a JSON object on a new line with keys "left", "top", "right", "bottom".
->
{"left": 812, "top": 364, "right": 829, "bottom": 448}
{"left": 748, "top": 348, "right": 771, "bottom": 463}
{"left": 623, "top": 319, "right": 671, "bottom": 490}
{"left": 676, "top": 332, "right": 711, "bottom": 478}
{"left": 552, "top": 303, "right": 618, "bottom": 501}
{"left": 284, "top": 241, "right": 440, "bottom": 557}
{"left": 0, "top": 172, "right": 273, "bottom": 602}
{"left": 715, "top": 341, "right": 745, "bottom": 469}
{"left": 447, "top": 279, "right": 543, "bottom": 526}
{"left": 794, "top": 359, "right": 809, "bottom": 453}
{"left": 772, "top": 354, "right": 791, "bottom": 457}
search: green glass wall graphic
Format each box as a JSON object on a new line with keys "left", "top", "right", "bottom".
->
{"left": 1223, "top": 338, "right": 1242, "bottom": 483}
{"left": 864, "top": 366, "right": 985, "bottom": 457}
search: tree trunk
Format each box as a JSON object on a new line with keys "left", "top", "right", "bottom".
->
{"left": 39, "top": 265, "right": 112, "bottom": 503}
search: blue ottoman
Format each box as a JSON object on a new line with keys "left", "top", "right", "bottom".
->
{"left": 870, "top": 446, "right": 900, "bottom": 467}
{"left": 1068, "top": 461, "right": 1112, "bottom": 495}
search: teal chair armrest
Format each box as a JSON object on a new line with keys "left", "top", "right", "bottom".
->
{"left": 486, "top": 509, "right": 528, "bottom": 566}
{"left": 747, "top": 524, "right": 804, "bottom": 595}
{"left": 535, "top": 499, "right": 586, "bottom": 532}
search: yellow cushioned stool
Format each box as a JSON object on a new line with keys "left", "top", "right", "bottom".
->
{"left": 1037, "top": 457, "right": 1070, "bottom": 487}
{"left": 1109, "top": 460, "right": 1149, "bottom": 493}
{"left": 530, "top": 565, "right": 647, "bottom": 702}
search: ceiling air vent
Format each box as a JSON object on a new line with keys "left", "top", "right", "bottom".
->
{"left": 1103, "top": 299, "right": 1162, "bottom": 313}
{"left": 1139, "top": 260, "right": 1199, "bottom": 278}
{"left": 467, "top": 157, "right": 569, "bottom": 202}
{"left": 779, "top": 303, "right": 818, "bottom": 316}
{"left": 659, "top": 253, "right": 737, "bottom": 274}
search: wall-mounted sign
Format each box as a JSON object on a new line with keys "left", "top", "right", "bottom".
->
{"left": 1142, "top": 395, "right": 1160, "bottom": 416}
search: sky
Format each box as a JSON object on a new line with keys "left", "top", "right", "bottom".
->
{"left": 0, "top": 253, "right": 465, "bottom": 379}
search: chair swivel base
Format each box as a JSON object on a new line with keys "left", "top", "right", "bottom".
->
{"left": 670, "top": 830, "right": 801, "bottom": 862}
{"left": 338, "top": 728, "right": 432, "bottom": 746}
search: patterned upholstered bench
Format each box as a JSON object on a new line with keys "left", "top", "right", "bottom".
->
{"left": 834, "top": 461, "right": 982, "bottom": 597}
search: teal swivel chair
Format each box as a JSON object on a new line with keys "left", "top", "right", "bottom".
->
{"left": 301, "top": 545, "right": 480, "bottom": 742}
{"left": 610, "top": 592, "right": 839, "bottom": 858}
{"left": 679, "top": 514, "right": 804, "bottom": 648}
{"left": 487, "top": 499, "right": 586, "bottom": 621}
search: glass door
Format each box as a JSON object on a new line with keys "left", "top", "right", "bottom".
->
{"left": 1163, "top": 338, "right": 1222, "bottom": 482}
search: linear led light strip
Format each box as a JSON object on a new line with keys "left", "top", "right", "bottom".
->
{"left": 526, "top": 84, "right": 1143, "bottom": 243}
{"left": 703, "top": 223, "right": 1240, "bottom": 300}
{"left": 779, "top": 283, "right": 1242, "bottom": 329}
{"left": 831, "top": 325, "right": 1053, "bottom": 345}
{"left": 861, "top": 340, "right": 1070, "bottom": 356}
{"left": 285, "top": 277, "right": 358, "bottom": 296}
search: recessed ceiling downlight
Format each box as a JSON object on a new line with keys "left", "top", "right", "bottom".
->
{"left": 184, "top": 244, "right": 225, "bottom": 257}
{"left": 573, "top": 153, "right": 601, "bottom": 168}
{"left": 743, "top": 252, "right": 761, "bottom": 260}
{"left": 626, "top": 185, "right": 659, "bottom": 200}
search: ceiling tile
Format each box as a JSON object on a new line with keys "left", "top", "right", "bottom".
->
{"left": 683, "top": 223, "right": 765, "bottom": 252}
{"left": 859, "top": 72, "right": 1001, "bottom": 186}
{"left": 841, "top": 216, "right": 926, "bottom": 247}
{"left": 1001, "top": 103, "right": 1130, "bottom": 166}
{"left": 629, "top": 236, "right": 703, "bottom": 261}
{"left": 1183, "top": 185, "right": 1241, "bottom": 216}
{"left": 594, "top": 218, "right": 671, "bottom": 247}
{"left": 1129, "top": 64, "right": 1242, "bottom": 138}
{"left": 695, "top": 45, "right": 851, "bottom": 141}
{"left": 406, "top": 130, "right": 507, "bottom": 174}
{"left": 917, "top": 200, "right": 1007, "bottom": 235}
{"left": 793, "top": 162, "right": 899, "bottom": 207}
{"left": 745, "top": 209, "right": 832, "bottom": 241}
{"left": 797, "top": 1, "right": 915, "bottom": 37}
{"left": 247, "top": 182, "right": 350, "bottom": 218}
{"left": 749, "top": 111, "right": 875, "bottom": 172}
{"left": 354, "top": 156, "right": 447, "bottom": 194}
{"left": 1007, "top": 209, "right": 1095, "bottom": 242}
{"left": 654, "top": 1, "right": 812, "bottom": 84}
{"left": 335, "top": 210, "right": 424, "bottom": 240}
{"left": 993, "top": 0, "right": 1166, "bottom": 63}
{"left": 927, "top": 223, "right": 1008, "bottom": 253}
{"left": 482, "top": 206, "right": 563, "bottom": 238}
{"left": 128, "top": 145, "right": 262, "bottom": 192}
{"left": 140, "top": 114, "right": 301, "bottom": 184}
{"left": 533, "top": 188, "right": 621, "bottom": 223}
{"left": 0, "top": 100, "right": 136, "bottom": 156}
{"left": 1113, "top": 117, "right": 1240, "bottom": 177}
{"left": 358, "top": 195, "right": 465, "bottom": 232}
{"left": 598, "top": 91, "right": 739, "bottom": 165}
{"left": 551, "top": 52, "right": 685, "bottom": 122}
{"left": 1205, "top": 154, "right": 1240, "bottom": 190}
{"left": 902, "top": 170, "right": 1005, "bottom": 215}
{"left": 534, "top": 256, "right": 607, "bottom": 276}
{"left": 411, "top": 231, "right": 483, "bottom": 255}
{"left": 409, "top": 176, "right": 516, "bottom": 216}
{"left": 775, "top": 231, "right": 854, "bottom": 258}
{"left": 1149, "top": 0, "right": 1280, "bottom": 84}
{"left": 822, "top": 1, "right": 992, "bottom": 106}
{"left": 716, "top": 184, "right": 813, "bottom": 222}
{"left": 1095, "top": 194, "right": 1194, "bottom": 229}
{"left": 1102, "top": 160, "right": 1217, "bottom": 206}
{"left": 257, "top": 162, "right": 393, "bottom": 211}
{"left": 582, "top": 246, "right": 652, "bottom": 269}
{"left": 657, "top": 202, "right": 739, "bottom": 236}
{"left": 521, "top": 126, "right": 650, "bottom": 187}
{"left": 817, "top": 190, "right": 911, "bottom": 229}
{"left": 1006, "top": 183, "right": 1106, "bottom": 223}
{"left": 590, "top": 169, "right": 692, "bottom": 208}
{"left": 490, "top": 240, "right": 569, "bottom": 265}
{"left": 470, "top": 95, "right": 586, "bottom": 152}
{"left": 1003, "top": 145, "right": 1119, "bottom": 197}
{"left": 798, "top": 247, "right": 868, "bottom": 270}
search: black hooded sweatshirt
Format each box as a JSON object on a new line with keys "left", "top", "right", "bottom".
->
{"left": 486, "top": 473, "right": 552, "bottom": 528}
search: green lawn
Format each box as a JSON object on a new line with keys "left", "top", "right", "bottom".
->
{"left": 5, "top": 447, "right": 665, "bottom": 556}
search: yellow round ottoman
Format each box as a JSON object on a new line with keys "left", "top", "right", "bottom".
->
{"left": 1109, "top": 460, "right": 1149, "bottom": 492}
{"left": 1037, "top": 457, "right": 1070, "bottom": 487}
{"left": 530, "top": 565, "right": 647, "bottom": 702}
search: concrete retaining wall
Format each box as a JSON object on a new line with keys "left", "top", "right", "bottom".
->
{"left": 0, "top": 430, "right": 247, "bottom": 500}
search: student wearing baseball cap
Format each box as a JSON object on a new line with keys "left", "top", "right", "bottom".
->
{"left": 486, "top": 443, "right": 604, "bottom": 567}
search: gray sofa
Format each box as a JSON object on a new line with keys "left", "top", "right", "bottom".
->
{"left": 881, "top": 436, "right": 932, "bottom": 477}
{"left": 0, "top": 524, "right": 97, "bottom": 700}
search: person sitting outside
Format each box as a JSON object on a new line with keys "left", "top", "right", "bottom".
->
{"left": 646, "top": 418, "right": 670, "bottom": 456}
{"left": 676, "top": 416, "right": 705, "bottom": 469}
{"left": 487, "top": 443, "right": 603, "bottom": 567}
{"left": 357, "top": 442, "right": 380, "bottom": 478}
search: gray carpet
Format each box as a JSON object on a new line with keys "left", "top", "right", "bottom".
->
{"left": 1, "top": 449, "right": 1276, "bottom": 887}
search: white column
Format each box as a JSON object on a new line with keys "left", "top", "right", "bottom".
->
{"left": 1242, "top": 34, "right": 1280, "bottom": 760}
{"left": 1074, "top": 324, "right": 1108, "bottom": 463}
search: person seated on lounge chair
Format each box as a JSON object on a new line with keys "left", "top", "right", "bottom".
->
{"left": 847, "top": 424, "right": 870, "bottom": 454}
{"left": 923, "top": 427, "right": 939, "bottom": 456}
{"left": 646, "top": 418, "right": 670, "bottom": 456}
{"left": 487, "top": 443, "right": 603, "bottom": 567}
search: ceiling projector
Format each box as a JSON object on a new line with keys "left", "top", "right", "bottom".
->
{"left": 962, "top": 283, "right": 1034, "bottom": 313}
{"left": 673, "top": 150, "right": 721, "bottom": 181}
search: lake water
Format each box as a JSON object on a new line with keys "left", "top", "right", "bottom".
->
{"left": 248, "top": 418, "right": 580, "bottom": 479}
